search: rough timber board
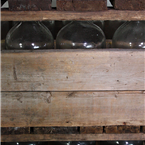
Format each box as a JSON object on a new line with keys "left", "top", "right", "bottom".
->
{"left": 1, "top": 133, "right": 145, "bottom": 142}
{"left": 1, "top": 49, "right": 145, "bottom": 91}
{"left": 1, "top": 10, "right": 145, "bottom": 21}
{"left": 1, "top": 91, "right": 145, "bottom": 127}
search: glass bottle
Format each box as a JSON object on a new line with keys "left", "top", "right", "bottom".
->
{"left": 70, "top": 142, "right": 96, "bottom": 145}
{"left": 93, "top": 21, "right": 104, "bottom": 30}
{"left": 6, "top": 21, "right": 54, "bottom": 50}
{"left": 112, "top": 21, "right": 145, "bottom": 48}
{"left": 53, "top": 142, "right": 71, "bottom": 145}
{"left": 42, "top": 20, "right": 56, "bottom": 38}
{"left": 100, "top": 141, "right": 143, "bottom": 145}
{"left": 56, "top": 21, "right": 106, "bottom": 49}
{"left": 103, "top": 20, "right": 126, "bottom": 39}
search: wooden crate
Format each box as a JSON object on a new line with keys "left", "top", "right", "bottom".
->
{"left": 1, "top": 2, "right": 145, "bottom": 142}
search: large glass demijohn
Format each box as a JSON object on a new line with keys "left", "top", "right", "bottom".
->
{"left": 56, "top": 21, "right": 106, "bottom": 49}
{"left": 6, "top": 21, "right": 54, "bottom": 50}
{"left": 112, "top": 21, "right": 145, "bottom": 48}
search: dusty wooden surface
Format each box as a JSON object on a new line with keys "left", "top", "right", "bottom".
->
{"left": 1, "top": 91, "right": 144, "bottom": 127}
{"left": 1, "top": 9, "right": 145, "bottom": 21}
{"left": 2, "top": 50, "right": 145, "bottom": 91}
{"left": 111, "top": 0, "right": 145, "bottom": 10}
{"left": 1, "top": 133, "right": 145, "bottom": 142}
{"left": 57, "top": 0, "right": 107, "bottom": 11}
{"left": 8, "top": 0, "right": 52, "bottom": 11}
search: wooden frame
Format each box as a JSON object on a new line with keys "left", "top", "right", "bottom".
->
{"left": 1, "top": 134, "right": 145, "bottom": 142}
{"left": 1, "top": 9, "right": 145, "bottom": 21}
{"left": 1, "top": 7, "right": 145, "bottom": 142}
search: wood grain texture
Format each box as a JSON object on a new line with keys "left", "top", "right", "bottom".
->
{"left": 8, "top": 0, "right": 52, "bottom": 11}
{"left": 111, "top": 0, "right": 145, "bottom": 10}
{"left": 1, "top": 91, "right": 145, "bottom": 127}
{"left": 57, "top": 0, "right": 107, "bottom": 11}
{"left": 2, "top": 49, "right": 145, "bottom": 91}
{"left": 1, "top": 9, "right": 145, "bottom": 21}
{"left": 1, "top": 133, "right": 145, "bottom": 142}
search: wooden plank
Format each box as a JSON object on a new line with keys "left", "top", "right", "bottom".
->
{"left": 1, "top": 9, "right": 145, "bottom": 21}
{"left": 8, "top": 0, "right": 52, "bottom": 11}
{"left": 2, "top": 49, "right": 145, "bottom": 91}
{"left": 57, "top": 0, "right": 107, "bottom": 11}
{"left": 111, "top": 0, "right": 145, "bottom": 10}
{"left": 1, "top": 133, "right": 145, "bottom": 142}
{"left": 1, "top": 91, "right": 144, "bottom": 127}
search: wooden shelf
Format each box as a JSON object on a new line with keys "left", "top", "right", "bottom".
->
{"left": 1, "top": 6, "right": 145, "bottom": 141}
{"left": 1, "top": 50, "right": 145, "bottom": 128}
{"left": 1, "top": 9, "right": 145, "bottom": 21}
{"left": 1, "top": 133, "right": 145, "bottom": 142}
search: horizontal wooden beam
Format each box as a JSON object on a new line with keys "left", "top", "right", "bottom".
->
{"left": 2, "top": 49, "right": 145, "bottom": 91}
{"left": 1, "top": 9, "right": 145, "bottom": 21}
{"left": 1, "top": 91, "right": 145, "bottom": 127}
{"left": 1, "top": 133, "right": 145, "bottom": 142}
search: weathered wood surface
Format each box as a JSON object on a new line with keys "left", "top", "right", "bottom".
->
{"left": 1, "top": 9, "right": 145, "bottom": 21}
{"left": 1, "top": 50, "right": 145, "bottom": 91}
{"left": 57, "top": 0, "right": 107, "bottom": 11}
{"left": 1, "top": 133, "right": 145, "bottom": 142}
{"left": 110, "top": 0, "right": 145, "bottom": 10}
{"left": 1, "top": 91, "right": 145, "bottom": 127}
{"left": 8, "top": 0, "right": 52, "bottom": 11}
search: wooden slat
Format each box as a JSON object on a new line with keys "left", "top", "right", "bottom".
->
{"left": 1, "top": 133, "right": 145, "bottom": 142}
{"left": 1, "top": 91, "right": 145, "bottom": 127}
{"left": 2, "top": 49, "right": 145, "bottom": 91}
{"left": 1, "top": 9, "right": 145, "bottom": 21}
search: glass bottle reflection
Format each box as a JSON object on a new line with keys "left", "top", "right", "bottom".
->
{"left": 42, "top": 20, "right": 56, "bottom": 38}
{"left": 6, "top": 21, "right": 54, "bottom": 50}
{"left": 100, "top": 141, "right": 143, "bottom": 145}
{"left": 56, "top": 21, "right": 106, "bottom": 49}
{"left": 1, "top": 142, "right": 46, "bottom": 145}
{"left": 70, "top": 142, "right": 96, "bottom": 145}
{"left": 112, "top": 21, "right": 145, "bottom": 48}
{"left": 93, "top": 21, "right": 104, "bottom": 30}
